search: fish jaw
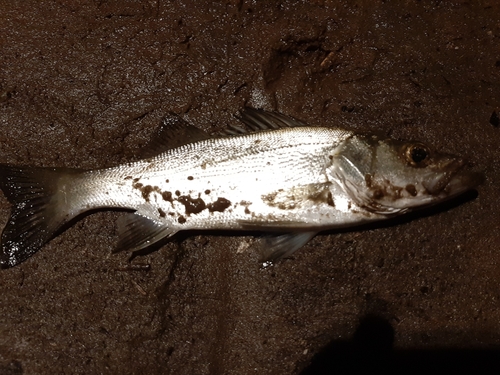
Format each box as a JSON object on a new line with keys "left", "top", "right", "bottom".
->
{"left": 387, "top": 167, "right": 484, "bottom": 213}
{"left": 433, "top": 168, "right": 484, "bottom": 199}
{"left": 406, "top": 155, "right": 483, "bottom": 207}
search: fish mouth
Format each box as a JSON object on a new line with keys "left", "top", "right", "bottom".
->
{"left": 442, "top": 169, "right": 484, "bottom": 197}
{"left": 423, "top": 158, "right": 484, "bottom": 197}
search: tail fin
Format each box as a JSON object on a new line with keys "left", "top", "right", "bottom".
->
{"left": 0, "top": 164, "right": 84, "bottom": 268}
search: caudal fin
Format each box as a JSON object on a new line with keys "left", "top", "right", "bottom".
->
{"left": 0, "top": 164, "right": 84, "bottom": 268}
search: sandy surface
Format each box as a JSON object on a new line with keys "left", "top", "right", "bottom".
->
{"left": 0, "top": 1, "right": 499, "bottom": 374}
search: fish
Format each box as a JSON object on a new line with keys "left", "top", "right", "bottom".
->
{"left": 0, "top": 108, "right": 482, "bottom": 268}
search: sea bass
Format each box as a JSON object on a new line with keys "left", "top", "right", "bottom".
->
{"left": 0, "top": 108, "right": 482, "bottom": 268}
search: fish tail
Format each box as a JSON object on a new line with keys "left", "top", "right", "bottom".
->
{"left": 0, "top": 164, "right": 85, "bottom": 268}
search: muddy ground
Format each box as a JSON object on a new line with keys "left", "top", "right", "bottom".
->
{"left": 0, "top": 1, "right": 499, "bottom": 374}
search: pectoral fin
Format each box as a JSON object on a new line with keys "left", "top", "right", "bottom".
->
{"left": 115, "top": 213, "right": 176, "bottom": 253}
{"left": 250, "top": 231, "right": 317, "bottom": 264}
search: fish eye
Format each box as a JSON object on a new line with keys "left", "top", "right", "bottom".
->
{"left": 405, "top": 144, "right": 430, "bottom": 166}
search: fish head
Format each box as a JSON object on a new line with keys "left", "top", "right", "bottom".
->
{"left": 329, "top": 134, "right": 483, "bottom": 215}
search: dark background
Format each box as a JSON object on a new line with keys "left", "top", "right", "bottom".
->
{"left": 0, "top": 1, "right": 499, "bottom": 374}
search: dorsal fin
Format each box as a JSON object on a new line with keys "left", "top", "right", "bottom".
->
{"left": 220, "top": 108, "right": 308, "bottom": 136}
{"left": 141, "top": 113, "right": 211, "bottom": 158}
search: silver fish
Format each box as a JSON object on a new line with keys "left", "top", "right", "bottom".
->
{"left": 0, "top": 108, "right": 482, "bottom": 268}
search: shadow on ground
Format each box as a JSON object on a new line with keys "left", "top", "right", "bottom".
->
{"left": 302, "top": 315, "right": 500, "bottom": 375}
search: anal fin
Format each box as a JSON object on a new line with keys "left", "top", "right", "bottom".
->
{"left": 115, "top": 212, "right": 176, "bottom": 253}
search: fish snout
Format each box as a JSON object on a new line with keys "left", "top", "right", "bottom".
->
{"left": 422, "top": 155, "right": 482, "bottom": 196}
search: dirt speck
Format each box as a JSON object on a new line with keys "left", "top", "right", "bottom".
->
{"left": 177, "top": 195, "right": 206, "bottom": 215}
{"left": 207, "top": 197, "right": 232, "bottom": 213}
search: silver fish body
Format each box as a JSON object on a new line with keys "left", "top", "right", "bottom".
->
{"left": 0, "top": 109, "right": 482, "bottom": 268}
{"left": 73, "top": 127, "right": 365, "bottom": 230}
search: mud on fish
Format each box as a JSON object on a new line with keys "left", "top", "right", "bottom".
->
{"left": 0, "top": 108, "right": 482, "bottom": 268}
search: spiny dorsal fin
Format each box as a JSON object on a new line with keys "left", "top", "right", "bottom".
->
{"left": 142, "top": 113, "right": 211, "bottom": 158}
{"left": 221, "top": 108, "right": 308, "bottom": 136}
